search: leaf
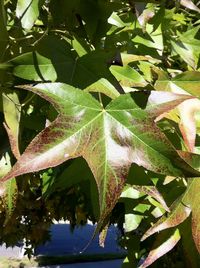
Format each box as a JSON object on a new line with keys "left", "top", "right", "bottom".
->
{"left": 132, "top": 185, "right": 170, "bottom": 212}
{"left": 16, "top": 0, "right": 44, "bottom": 30}
{"left": 180, "top": 0, "right": 200, "bottom": 13}
{"left": 110, "top": 65, "right": 147, "bottom": 87}
{"left": 10, "top": 35, "right": 123, "bottom": 95}
{"left": 0, "top": 153, "right": 17, "bottom": 218}
{"left": 108, "top": 12, "right": 126, "bottom": 28}
{"left": 2, "top": 90, "right": 21, "bottom": 159}
{"left": 176, "top": 97, "right": 200, "bottom": 152}
{"left": 0, "top": 0, "right": 8, "bottom": 61}
{"left": 170, "top": 26, "right": 200, "bottom": 69}
{"left": 141, "top": 178, "right": 200, "bottom": 254}
{"left": 132, "top": 24, "right": 163, "bottom": 54}
{"left": 155, "top": 71, "right": 200, "bottom": 152}
{"left": 120, "top": 53, "right": 159, "bottom": 65}
{"left": 139, "top": 229, "right": 181, "bottom": 268}
{"left": 1, "top": 84, "right": 198, "bottom": 227}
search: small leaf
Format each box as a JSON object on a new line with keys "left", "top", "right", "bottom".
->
{"left": 155, "top": 71, "right": 200, "bottom": 151}
{"left": 99, "top": 223, "right": 109, "bottom": 247}
{"left": 132, "top": 185, "right": 170, "bottom": 212}
{"left": 121, "top": 53, "right": 159, "bottom": 65}
{"left": 139, "top": 229, "right": 181, "bottom": 268}
{"left": 0, "top": 0, "right": 8, "bottom": 61}
{"left": 110, "top": 65, "right": 147, "bottom": 87}
{"left": 16, "top": 0, "right": 44, "bottom": 30}
{"left": 0, "top": 153, "right": 17, "bottom": 218}
{"left": 180, "top": 0, "right": 200, "bottom": 13}
{"left": 141, "top": 178, "right": 200, "bottom": 256}
{"left": 3, "top": 91, "right": 21, "bottom": 159}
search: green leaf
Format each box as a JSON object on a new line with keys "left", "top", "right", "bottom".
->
{"left": 0, "top": 0, "right": 8, "bottom": 61}
{"left": 141, "top": 178, "right": 200, "bottom": 254}
{"left": 132, "top": 185, "right": 170, "bottom": 212}
{"left": 132, "top": 24, "right": 163, "bottom": 53}
{"left": 108, "top": 12, "right": 126, "bottom": 28}
{"left": 171, "top": 26, "right": 200, "bottom": 68}
{"left": 2, "top": 90, "right": 21, "bottom": 159}
{"left": 139, "top": 229, "right": 181, "bottom": 268}
{"left": 0, "top": 153, "right": 17, "bottom": 218}
{"left": 155, "top": 71, "right": 200, "bottom": 98}
{"left": 110, "top": 65, "right": 147, "bottom": 87}
{"left": 16, "top": 0, "right": 44, "bottom": 30}
{"left": 120, "top": 53, "right": 159, "bottom": 66}
{"left": 1, "top": 84, "right": 198, "bottom": 226}
{"left": 11, "top": 36, "right": 123, "bottom": 96}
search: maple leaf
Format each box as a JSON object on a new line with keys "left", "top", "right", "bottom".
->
{"left": 1, "top": 83, "right": 199, "bottom": 226}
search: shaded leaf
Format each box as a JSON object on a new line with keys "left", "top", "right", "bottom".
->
{"left": 180, "top": 218, "right": 200, "bottom": 268}
{"left": 0, "top": 0, "right": 8, "bottom": 61}
{"left": 10, "top": 36, "right": 123, "bottom": 95}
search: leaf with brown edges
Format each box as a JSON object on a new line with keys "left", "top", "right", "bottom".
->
{"left": 1, "top": 83, "right": 199, "bottom": 227}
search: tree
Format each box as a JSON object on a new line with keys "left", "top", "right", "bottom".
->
{"left": 1, "top": 0, "right": 200, "bottom": 266}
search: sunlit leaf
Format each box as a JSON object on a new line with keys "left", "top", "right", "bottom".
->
{"left": 155, "top": 71, "right": 200, "bottom": 152}
{"left": 0, "top": 153, "right": 17, "bottom": 218}
{"left": 2, "top": 91, "right": 21, "bottom": 159}
{"left": 16, "top": 0, "right": 44, "bottom": 30}
{"left": 139, "top": 229, "right": 181, "bottom": 268}
{"left": 180, "top": 0, "right": 200, "bottom": 13}
{"left": 1, "top": 84, "right": 197, "bottom": 227}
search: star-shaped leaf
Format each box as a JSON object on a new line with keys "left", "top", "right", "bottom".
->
{"left": 1, "top": 84, "right": 199, "bottom": 226}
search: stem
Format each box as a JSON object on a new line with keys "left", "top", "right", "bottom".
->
{"left": 98, "top": 92, "right": 103, "bottom": 107}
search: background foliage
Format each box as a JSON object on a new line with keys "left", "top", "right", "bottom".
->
{"left": 1, "top": 0, "right": 200, "bottom": 266}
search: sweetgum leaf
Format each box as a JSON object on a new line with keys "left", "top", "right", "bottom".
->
{"left": 142, "top": 178, "right": 200, "bottom": 254}
{"left": 1, "top": 84, "right": 199, "bottom": 226}
{"left": 11, "top": 35, "right": 123, "bottom": 96}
